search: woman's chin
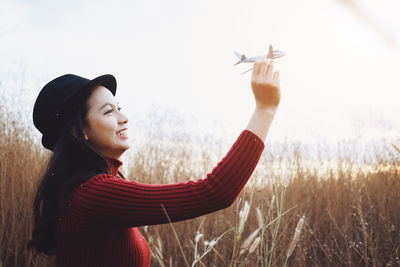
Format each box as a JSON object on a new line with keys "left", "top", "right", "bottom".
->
{"left": 121, "top": 143, "right": 131, "bottom": 153}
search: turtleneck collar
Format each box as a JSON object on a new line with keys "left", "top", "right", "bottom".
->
{"left": 105, "top": 157, "right": 123, "bottom": 176}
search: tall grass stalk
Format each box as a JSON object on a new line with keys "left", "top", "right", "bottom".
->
{"left": 161, "top": 204, "right": 190, "bottom": 267}
{"left": 191, "top": 228, "right": 233, "bottom": 267}
{"left": 230, "top": 199, "right": 252, "bottom": 266}
{"left": 259, "top": 195, "right": 274, "bottom": 267}
{"left": 266, "top": 183, "right": 286, "bottom": 267}
{"left": 284, "top": 215, "right": 305, "bottom": 266}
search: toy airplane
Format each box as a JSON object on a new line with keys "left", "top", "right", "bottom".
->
{"left": 234, "top": 44, "right": 285, "bottom": 74}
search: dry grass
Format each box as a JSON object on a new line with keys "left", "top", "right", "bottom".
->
{"left": 0, "top": 103, "right": 53, "bottom": 267}
{"left": 1, "top": 101, "right": 400, "bottom": 266}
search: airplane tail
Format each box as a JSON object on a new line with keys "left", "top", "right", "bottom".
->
{"left": 267, "top": 44, "right": 273, "bottom": 58}
{"left": 233, "top": 51, "right": 246, "bottom": 66}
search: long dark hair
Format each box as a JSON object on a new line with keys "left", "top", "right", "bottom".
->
{"left": 27, "top": 96, "right": 112, "bottom": 255}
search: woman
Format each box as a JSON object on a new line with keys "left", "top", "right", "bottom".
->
{"left": 28, "top": 60, "right": 280, "bottom": 266}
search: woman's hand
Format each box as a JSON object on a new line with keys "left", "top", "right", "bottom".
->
{"left": 251, "top": 60, "right": 280, "bottom": 110}
{"left": 246, "top": 60, "right": 281, "bottom": 141}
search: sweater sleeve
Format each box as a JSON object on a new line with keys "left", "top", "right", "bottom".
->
{"left": 65, "top": 130, "right": 264, "bottom": 230}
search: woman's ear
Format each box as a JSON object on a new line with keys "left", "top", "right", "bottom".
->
{"left": 82, "top": 128, "right": 89, "bottom": 140}
{"left": 71, "top": 126, "right": 88, "bottom": 140}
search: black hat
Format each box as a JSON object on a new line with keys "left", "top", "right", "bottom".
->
{"left": 33, "top": 74, "right": 117, "bottom": 151}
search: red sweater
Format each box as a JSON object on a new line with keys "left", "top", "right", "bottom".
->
{"left": 56, "top": 130, "right": 264, "bottom": 266}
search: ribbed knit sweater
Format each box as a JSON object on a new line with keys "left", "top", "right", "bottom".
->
{"left": 56, "top": 130, "right": 265, "bottom": 267}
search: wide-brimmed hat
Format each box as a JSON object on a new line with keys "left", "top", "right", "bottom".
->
{"left": 33, "top": 74, "right": 117, "bottom": 151}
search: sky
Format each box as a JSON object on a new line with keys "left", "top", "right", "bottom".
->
{"left": 1, "top": 0, "right": 400, "bottom": 147}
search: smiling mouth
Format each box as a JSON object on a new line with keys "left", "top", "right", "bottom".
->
{"left": 116, "top": 129, "right": 128, "bottom": 136}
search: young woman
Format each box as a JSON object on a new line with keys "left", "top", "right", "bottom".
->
{"left": 28, "top": 60, "right": 280, "bottom": 267}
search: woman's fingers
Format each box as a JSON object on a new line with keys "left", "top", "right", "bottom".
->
{"left": 259, "top": 60, "right": 269, "bottom": 77}
{"left": 273, "top": 69, "right": 280, "bottom": 88}
{"left": 251, "top": 60, "right": 279, "bottom": 85}
{"left": 251, "top": 61, "right": 262, "bottom": 77}
{"left": 251, "top": 60, "right": 276, "bottom": 85}
{"left": 266, "top": 61, "right": 274, "bottom": 80}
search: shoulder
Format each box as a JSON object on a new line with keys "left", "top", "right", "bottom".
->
{"left": 70, "top": 172, "right": 128, "bottom": 197}
{"left": 60, "top": 172, "right": 117, "bottom": 205}
{"left": 76, "top": 172, "right": 117, "bottom": 188}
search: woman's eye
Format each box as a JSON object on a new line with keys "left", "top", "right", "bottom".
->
{"left": 104, "top": 109, "right": 113, "bottom": 115}
{"left": 104, "top": 106, "right": 121, "bottom": 115}
{"left": 117, "top": 107, "right": 122, "bottom": 111}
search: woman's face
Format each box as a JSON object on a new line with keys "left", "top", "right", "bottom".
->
{"left": 83, "top": 86, "right": 129, "bottom": 159}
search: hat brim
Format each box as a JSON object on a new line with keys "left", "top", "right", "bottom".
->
{"left": 86, "top": 74, "right": 117, "bottom": 96}
{"left": 42, "top": 74, "right": 117, "bottom": 150}
{"left": 62, "top": 74, "right": 117, "bottom": 106}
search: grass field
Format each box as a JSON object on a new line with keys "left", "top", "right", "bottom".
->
{"left": 1, "top": 104, "right": 399, "bottom": 267}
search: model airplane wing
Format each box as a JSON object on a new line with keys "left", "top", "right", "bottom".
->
{"left": 234, "top": 44, "right": 285, "bottom": 74}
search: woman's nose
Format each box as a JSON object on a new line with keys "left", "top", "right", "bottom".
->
{"left": 118, "top": 111, "right": 129, "bottom": 125}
